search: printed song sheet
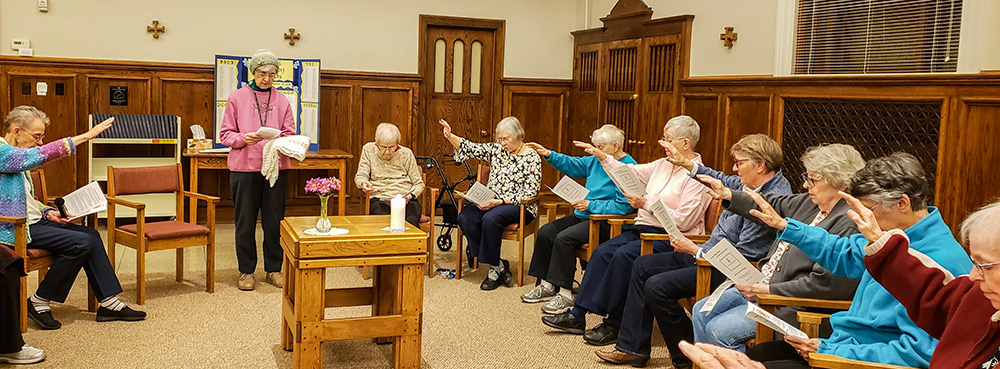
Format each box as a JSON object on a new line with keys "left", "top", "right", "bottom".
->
{"left": 63, "top": 181, "right": 107, "bottom": 221}
{"left": 703, "top": 239, "right": 765, "bottom": 285}
{"left": 699, "top": 280, "right": 735, "bottom": 314}
{"left": 607, "top": 165, "right": 646, "bottom": 196}
{"left": 548, "top": 176, "right": 589, "bottom": 203}
{"left": 745, "top": 303, "right": 808, "bottom": 339}
{"left": 455, "top": 182, "right": 497, "bottom": 206}
{"left": 649, "top": 200, "right": 684, "bottom": 239}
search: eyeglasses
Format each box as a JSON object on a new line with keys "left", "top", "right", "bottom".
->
{"left": 19, "top": 128, "right": 44, "bottom": 142}
{"left": 496, "top": 136, "right": 513, "bottom": 144}
{"left": 375, "top": 143, "right": 398, "bottom": 152}
{"left": 733, "top": 158, "right": 751, "bottom": 167}
{"left": 254, "top": 71, "right": 278, "bottom": 79}
{"left": 801, "top": 173, "right": 820, "bottom": 186}
{"left": 661, "top": 135, "right": 688, "bottom": 143}
{"left": 972, "top": 257, "right": 1000, "bottom": 275}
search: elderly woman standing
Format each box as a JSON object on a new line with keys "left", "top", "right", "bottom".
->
{"left": 521, "top": 124, "right": 636, "bottom": 314}
{"left": 355, "top": 123, "right": 425, "bottom": 227}
{"left": 219, "top": 49, "right": 296, "bottom": 291}
{"left": 439, "top": 117, "right": 541, "bottom": 291}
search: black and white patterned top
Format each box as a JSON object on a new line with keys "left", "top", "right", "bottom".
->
{"left": 455, "top": 139, "right": 542, "bottom": 217}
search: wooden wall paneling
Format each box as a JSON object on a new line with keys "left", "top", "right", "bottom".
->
{"left": 567, "top": 43, "right": 603, "bottom": 156}
{"left": 940, "top": 98, "right": 1000, "bottom": 236}
{"left": 502, "top": 80, "right": 570, "bottom": 188}
{"left": 680, "top": 93, "right": 723, "bottom": 170}
{"left": 722, "top": 95, "right": 772, "bottom": 171}
{"left": 7, "top": 72, "right": 79, "bottom": 197}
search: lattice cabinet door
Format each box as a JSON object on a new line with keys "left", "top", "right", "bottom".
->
{"left": 603, "top": 39, "right": 642, "bottom": 156}
{"left": 632, "top": 34, "right": 680, "bottom": 162}
{"left": 569, "top": 42, "right": 604, "bottom": 144}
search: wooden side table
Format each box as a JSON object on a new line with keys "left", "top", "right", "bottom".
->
{"left": 280, "top": 215, "right": 427, "bottom": 369}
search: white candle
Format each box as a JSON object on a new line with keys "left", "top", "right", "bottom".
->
{"left": 390, "top": 194, "right": 405, "bottom": 231}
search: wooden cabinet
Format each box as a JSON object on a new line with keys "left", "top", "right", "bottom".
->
{"left": 568, "top": 0, "right": 693, "bottom": 163}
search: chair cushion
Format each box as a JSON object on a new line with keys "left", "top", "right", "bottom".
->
{"left": 504, "top": 223, "right": 519, "bottom": 232}
{"left": 26, "top": 248, "right": 51, "bottom": 259}
{"left": 420, "top": 214, "right": 431, "bottom": 224}
{"left": 118, "top": 221, "right": 210, "bottom": 240}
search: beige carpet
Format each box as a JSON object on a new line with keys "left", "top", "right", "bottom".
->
{"left": 11, "top": 221, "right": 681, "bottom": 369}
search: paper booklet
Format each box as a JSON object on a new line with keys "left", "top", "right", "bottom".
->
{"left": 699, "top": 280, "right": 735, "bottom": 314}
{"left": 455, "top": 182, "right": 497, "bottom": 206}
{"left": 607, "top": 165, "right": 647, "bottom": 196}
{"left": 649, "top": 200, "right": 685, "bottom": 239}
{"left": 745, "top": 303, "right": 808, "bottom": 339}
{"left": 547, "top": 176, "right": 589, "bottom": 203}
{"left": 62, "top": 181, "right": 108, "bottom": 221}
{"left": 702, "top": 239, "right": 766, "bottom": 286}
{"left": 256, "top": 126, "right": 281, "bottom": 139}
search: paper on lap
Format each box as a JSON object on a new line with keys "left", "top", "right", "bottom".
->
{"left": 699, "top": 280, "right": 735, "bottom": 314}
{"left": 63, "top": 181, "right": 107, "bottom": 221}
{"left": 702, "top": 239, "right": 765, "bottom": 285}
{"left": 455, "top": 182, "right": 496, "bottom": 206}
{"left": 608, "top": 165, "right": 646, "bottom": 196}
{"left": 548, "top": 176, "right": 589, "bottom": 203}
{"left": 745, "top": 303, "right": 808, "bottom": 339}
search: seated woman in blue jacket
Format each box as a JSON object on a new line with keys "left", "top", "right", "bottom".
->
{"left": 521, "top": 124, "right": 636, "bottom": 315}
{"left": 737, "top": 152, "right": 972, "bottom": 368}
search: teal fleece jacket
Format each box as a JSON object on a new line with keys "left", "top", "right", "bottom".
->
{"left": 545, "top": 152, "right": 636, "bottom": 219}
{"left": 777, "top": 207, "right": 972, "bottom": 367}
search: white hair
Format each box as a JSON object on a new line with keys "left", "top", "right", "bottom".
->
{"left": 591, "top": 124, "right": 625, "bottom": 147}
{"left": 495, "top": 116, "right": 524, "bottom": 141}
{"left": 663, "top": 115, "right": 701, "bottom": 147}
{"left": 374, "top": 123, "right": 401, "bottom": 144}
{"left": 802, "top": 144, "right": 866, "bottom": 189}
{"left": 961, "top": 200, "right": 1000, "bottom": 251}
{"left": 4, "top": 105, "right": 49, "bottom": 133}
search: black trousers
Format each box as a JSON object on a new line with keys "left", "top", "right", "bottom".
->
{"left": 369, "top": 197, "right": 422, "bottom": 228}
{"left": 746, "top": 341, "right": 810, "bottom": 369}
{"left": 28, "top": 219, "right": 122, "bottom": 302}
{"left": 231, "top": 170, "right": 287, "bottom": 274}
{"left": 0, "top": 263, "right": 23, "bottom": 354}
{"left": 527, "top": 214, "right": 609, "bottom": 290}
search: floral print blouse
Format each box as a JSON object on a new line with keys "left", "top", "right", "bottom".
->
{"left": 455, "top": 139, "right": 542, "bottom": 217}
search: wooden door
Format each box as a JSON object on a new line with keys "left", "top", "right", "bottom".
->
{"left": 602, "top": 39, "right": 643, "bottom": 160}
{"left": 635, "top": 35, "right": 680, "bottom": 162}
{"left": 566, "top": 43, "right": 604, "bottom": 154}
{"left": 8, "top": 75, "right": 79, "bottom": 196}
{"left": 420, "top": 16, "right": 504, "bottom": 189}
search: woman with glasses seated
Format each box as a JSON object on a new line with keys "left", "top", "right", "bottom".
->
{"left": 355, "top": 123, "right": 425, "bottom": 227}
{"left": 521, "top": 124, "right": 636, "bottom": 314}
{"left": 439, "top": 117, "right": 541, "bottom": 291}
{"left": 219, "top": 49, "right": 297, "bottom": 291}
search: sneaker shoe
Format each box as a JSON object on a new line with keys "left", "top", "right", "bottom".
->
{"left": 541, "top": 312, "right": 586, "bottom": 335}
{"left": 265, "top": 272, "right": 283, "bottom": 288}
{"left": 26, "top": 299, "right": 60, "bottom": 330}
{"left": 584, "top": 323, "right": 619, "bottom": 346}
{"left": 541, "top": 294, "right": 574, "bottom": 315}
{"left": 238, "top": 273, "right": 256, "bottom": 291}
{"left": 96, "top": 306, "right": 147, "bottom": 322}
{"left": 0, "top": 344, "right": 45, "bottom": 364}
{"left": 521, "top": 283, "right": 556, "bottom": 303}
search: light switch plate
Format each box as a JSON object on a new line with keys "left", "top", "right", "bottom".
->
{"left": 11, "top": 39, "right": 30, "bottom": 49}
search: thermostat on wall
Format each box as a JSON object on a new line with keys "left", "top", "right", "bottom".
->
{"left": 11, "top": 39, "right": 30, "bottom": 50}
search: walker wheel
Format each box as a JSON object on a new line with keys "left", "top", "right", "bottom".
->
{"left": 437, "top": 235, "right": 452, "bottom": 251}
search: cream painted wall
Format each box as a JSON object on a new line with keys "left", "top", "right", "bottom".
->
{"left": 588, "top": 0, "right": 779, "bottom": 76}
{"left": 0, "top": 0, "right": 577, "bottom": 79}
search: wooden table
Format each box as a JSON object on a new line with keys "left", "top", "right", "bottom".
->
{"left": 183, "top": 149, "right": 353, "bottom": 220}
{"left": 280, "top": 215, "right": 427, "bottom": 369}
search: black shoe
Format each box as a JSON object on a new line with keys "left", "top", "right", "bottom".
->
{"left": 466, "top": 247, "right": 475, "bottom": 268}
{"left": 669, "top": 353, "right": 693, "bottom": 369}
{"left": 584, "top": 323, "right": 619, "bottom": 346}
{"left": 542, "top": 312, "right": 585, "bottom": 335}
{"left": 500, "top": 259, "right": 513, "bottom": 286}
{"left": 26, "top": 299, "right": 60, "bottom": 330}
{"left": 96, "top": 306, "right": 147, "bottom": 322}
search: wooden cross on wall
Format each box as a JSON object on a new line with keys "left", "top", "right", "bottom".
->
{"left": 720, "top": 27, "right": 737, "bottom": 48}
{"left": 147, "top": 20, "right": 165, "bottom": 39}
{"left": 284, "top": 28, "right": 300, "bottom": 45}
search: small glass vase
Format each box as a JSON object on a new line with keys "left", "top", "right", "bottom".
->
{"left": 316, "top": 194, "right": 332, "bottom": 232}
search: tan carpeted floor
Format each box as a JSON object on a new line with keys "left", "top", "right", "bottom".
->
{"left": 10, "top": 221, "right": 682, "bottom": 369}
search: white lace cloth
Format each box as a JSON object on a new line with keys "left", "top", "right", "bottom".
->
{"left": 261, "top": 135, "right": 311, "bottom": 187}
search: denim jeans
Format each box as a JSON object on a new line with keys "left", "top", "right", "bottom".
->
{"left": 691, "top": 287, "right": 758, "bottom": 352}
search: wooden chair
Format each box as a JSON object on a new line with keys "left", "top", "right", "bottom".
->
{"left": 106, "top": 164, "right": 218, "bottom": 304}
{"left": 0, "top": 169, "right": 98, "bottom": 332}
{"left": 362, "top": 173, "right": 439, "bottom": 278}
{"left": 753, "top": 294, "right": 851, "bottom": 343}
{"left": 793, "top": 309, "right": 917, "bottom": 369}
{"left": 455, "top": 164, "right": 540, "bottom": 286}
{"left": 539, "top": 202, "right": 633, "bottom": 263}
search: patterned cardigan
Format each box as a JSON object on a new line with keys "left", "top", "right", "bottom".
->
{"left": 454, "top": 139, "right": 542, "bottom": 217}
{"left": 0, "top": 137, "right": 75, "bottom": 246}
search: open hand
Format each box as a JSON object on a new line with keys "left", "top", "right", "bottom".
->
{"left": 661, "top": 140, "right": 694, "bottom": 171}
{"left": 525, "top": 142, "right": 551, "bottom": 158}
{"left": 696, "top": 175, "right": 733, "bottom": 200}
{"left": 745, "top": 189, "right": 788, "bottom": 231}
{"left": 243, "top": 132, "right": 263, "bottom": 146}
{"left": 439, "top": 119, "right": 453, "bottom": 139}
{"left": 679, "top": 341, "right": 765, "bottom": 369}
{"left": 785, "top": 336, "right": 820, "bottom": 360}
{"left": 360, "top": 181, "right": 376, "bottom": 194}
{"left": 85, "top": 117, "right": 114, "bottom": 140}
{"left": 573, "top": 141, "right": 607, "bottom": 161}
{"left": 839, "top": 191, "right": 884, "bottom": 242}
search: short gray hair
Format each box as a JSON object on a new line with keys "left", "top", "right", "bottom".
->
{"left": 374, "top": 123, "right": 401, "bottom": 144}
{"left": 730, "top": 134, "right": 783, "bottom": 172}
{"left": 961, "top": 200, "right": 1000, "bottom": 251}
{"left": 848, "top": 152, "right": 930, "bottom": 211}
{"left": 591, "top": 124, "right": 625, "bottom": 147}
{"left": 495, "top": 116, "right": 524, "bottom": 141}
{"left": 4, "top": 105, "right": 49, "bottom": 133}
{"left": 801, "top": 143, "right": 865, "bottom": 189}
{"left": 663, "top": 115, "right": 700, "bottom": 147}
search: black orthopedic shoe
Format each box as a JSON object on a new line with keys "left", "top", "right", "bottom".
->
{"left": 96, "top": 306, "right": 147, "bottom": 322}
{"left": 26, "top": 299, "right": 60, "bottom": 330}
{"left": 583, "top": 323, "right": 619, "bottom": 346}
{"left": 480, "top": 260, "right": 512, "bottom": 291}
{"left": 542, "top": 312, "right": 586, "bottom": 335}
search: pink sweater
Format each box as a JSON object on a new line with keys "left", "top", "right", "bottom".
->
{"left": 602, "top": 155, "right": 711, "bottom": 234}
{"left": 219, "top": 86, "right": 296, "bottom": 172}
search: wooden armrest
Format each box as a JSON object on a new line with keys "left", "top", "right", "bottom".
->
{"left": 797, "top": 311, "right": 830, "bottom": 326}
{"left": 519, "top": 195, "right": 540, "bottom": 204}
{"left": 695, "top": 258, "right": 712, "bottom": 267}
{"left": 808, "top": 353, "right": 917, "bottom": 369}
{"left": 590, "top": 213, "right": 636, "bottom": 221}
{"left": 756, "top": 294, "right": 852, "bottom": 310}
{"left": 608, "top": 218, "right": 637, "bottom": 226}
{"left": 182, "top": 191, "right": 220, "bottom": 203}
{"left": 639, "top": 233, "right": 673, "bottom": 241}
{"left": 686, "top": 234, "right": 711, "bottom": 244}
{"left": 0, "top": 215, "right": 27, "bottom": 225}
{"left": 542, "top": 202, "right": 572, "bottom": 209}
{"left": 105, "top": 196, "right": 146, "bottom": 210}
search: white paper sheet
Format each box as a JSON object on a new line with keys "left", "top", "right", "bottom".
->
{"left": 301, "top": 62, "right": 320, "bottom": 102}
{"left": 548, "top": 176, "right": 589, "bottom": 203}
{"left": 256, "top": 126, "right": 281, "bottom": 139}
{"left": 649, "top": 200, "right": 685, "bottom": 239}
{"left": 63, "top": 181, "right": 107, "bottom": 221}
{"left": 703, "top": 239, "right": 766, "bottom": 286}
{"left": 699, "top": 280, "right": 735, "bottom": 314}
{"left": 608, "top": 165, "right": 647, "bottom": 196}
{"left": 455, "top": 182, "right": 497, "bottom": 206}
{"left": 745, "top": 303, "right": 808, "bottom": 339}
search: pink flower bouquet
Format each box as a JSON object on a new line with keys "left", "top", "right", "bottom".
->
{"left": 305, "top": 177, "right": 342, "bottom": 195}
